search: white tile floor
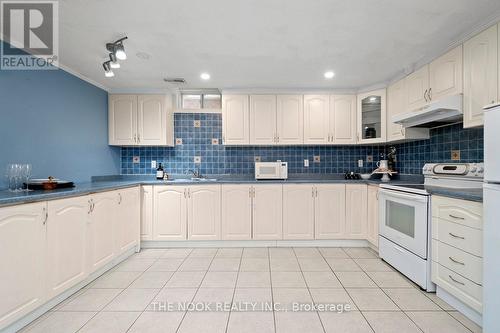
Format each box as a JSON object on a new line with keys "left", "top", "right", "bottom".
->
{"left": 20, "top": 247, "right": 482, "bottom": 333}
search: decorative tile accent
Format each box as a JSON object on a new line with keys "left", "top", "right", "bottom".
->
{"left": 121, "top": 114, "right": 483, "bottom": 175}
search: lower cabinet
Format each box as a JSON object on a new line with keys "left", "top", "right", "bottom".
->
{"left": 140, "top": 186, "right": 153, "bottom": 241}
{"left": 315, "top": 184, "right": 346, "bottom": 239}
{"left": 283, "top": 184, "right": 315, "bottom": 240}
{"left": 221, "top": 185, "right": 252, "bottom": 240}
{"left": 115, "top": 187, "right": 140, "bottom": 255}
{"left": 187, "top": 185, "right": 221, "bottom": 240}
{"left": 46, "top": 196, "right": 89, "bottom": 300}
{"left": 366, "top": 185, "right": 379, "bottom": 247}
{"left": 345, "top": 184, "right": 368, "bottom": 239}
{"left": 153, "top": 186, "right": 187, "bottom": 240}
{"left": 0, "top": 202, "right": 46, "bottom": 329}
{"left": 253, "top": 184, "right": 283, "bottom": 240}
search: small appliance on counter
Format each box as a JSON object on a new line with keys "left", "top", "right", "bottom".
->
{"left": 344, "top": 171, "right": 361, "bottom": 180}
{"left": 255, "top": 161, "right": 288, "bottom": 180}
{"left": 25, "top": 177, "right": 74, "bottom": 190}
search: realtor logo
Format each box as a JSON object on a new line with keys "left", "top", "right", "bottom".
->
{"left": 1, "top": 0, "right": 58, "bottom": 70}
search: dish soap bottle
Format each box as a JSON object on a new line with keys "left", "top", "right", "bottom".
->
{"left": 156, "top": 163, "right": 164, "bottom": 180}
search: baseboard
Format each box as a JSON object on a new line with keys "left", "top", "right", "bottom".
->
{"left": 1, "top": 248, "right": 137, "bottom": 333}
{"left": 436, "top": 286, "right": 482, "bottom": 327}
{"left": 141, "top": 239, "right": 370, "bottom": 248}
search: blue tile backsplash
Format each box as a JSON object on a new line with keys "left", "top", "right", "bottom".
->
{"left": 121, "top": 113, "right": 483, "bottom": 176}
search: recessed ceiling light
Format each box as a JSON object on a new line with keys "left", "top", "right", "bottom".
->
{"left": 324, "top": 71, "right": 335, "bottom": 79}
{"left": 200, "top": 73, "right": 210, "bottom": 80}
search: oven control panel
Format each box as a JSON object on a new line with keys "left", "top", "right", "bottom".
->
{"left": 422, "top": 163, "right": 484, "bottom": 178}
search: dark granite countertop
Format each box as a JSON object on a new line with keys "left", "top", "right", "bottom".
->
{"left": 423, "top": 185, "right": 483, "bottom": 203}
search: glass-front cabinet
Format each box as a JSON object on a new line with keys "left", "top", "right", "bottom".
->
{"left": 357, "top": 89, "right": 387, "bottom": 144}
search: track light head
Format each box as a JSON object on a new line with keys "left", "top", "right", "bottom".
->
{"left": 109, "top": 53, "right": 120, "bottom": 68}
{"left": 103, "top": 61, "right": 114, "bottom": 77}
{"left": 106, "top": 36, "right": 128, "bottom": 61}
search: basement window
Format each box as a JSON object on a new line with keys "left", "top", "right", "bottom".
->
{"left": 180, "top": 90, "right": 221, "bottom": 110}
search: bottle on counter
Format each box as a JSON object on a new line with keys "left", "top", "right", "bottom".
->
{"left": 156, "top": 163, "right": 164, "bottom": 180}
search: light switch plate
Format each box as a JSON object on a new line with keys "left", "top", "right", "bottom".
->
{"left": 313, "top": 156, "right": 320, "bottom": 163}
{"left": 304, "top": 159, "right": 309, "bottom": 167}
{"left": 193, "top": 120, "right": 201, "bottom": 128}
{"left": 175, "top": 138, "right": 183, "bottom": 145}
{"left": 151, "top": 160, "right": 157, "bottom": 168}
{"left": 132, "top": 156, "right": 140, "bottom": 164}
{"left": 254, "top": 156, "right": 261, "bottom": 162}
{"left": 194, "top": 156, "right": 201, "bottom": 164}
{"left": 358, "top": 159, "right": 363, "bottom": 167}
{"left": 451, "top": 150, "right": 460, "bottom": 161}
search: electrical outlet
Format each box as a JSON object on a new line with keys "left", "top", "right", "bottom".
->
{"left": 175, "top": 138, "right": 183, "bottom": 145}
{"left": 313, "top": 156, "right": 321, "bottom": 163}
{"left": 304, "top": 159, "right": 309, "bottom": 167}
{"left": 358, "top": 159, "right": 363, "bottom": 167}
{"left": 254, "top": 156, "right": 261, "bottom": 162}
{"left": 193, "top": 120, "right": 201, "bottom": 128}
{"left": 366, "top": 155, "right": 373, "bottom": 163}
{"left": 151, "top": 160, "right": 157, "bottom": 168}
{"left": 451, "top": 150, "right": 460, "bottom": 161}
{"left": 194, "top": 156, "right": 201, "bottom": 164}
{"left": 211, "top": 138, "right": 219, "bottom": 145}
{"left": 132, "top": 156, "right": 140, "bottom": 164}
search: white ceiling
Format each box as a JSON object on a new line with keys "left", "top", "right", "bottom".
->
{"left": 58, "top": 0, "right": 500, "bottom": 92}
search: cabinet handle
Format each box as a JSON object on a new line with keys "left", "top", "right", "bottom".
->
{"left": 448, "top": 214, "right": 464, "bottom": 220}
{"left": 449, "top": 232, "right": 465, "bottom": 240}
{"left": 448, "top": 256, "right": 465, "bottom": 265}
{"left": 428, "top": 88, "right": 432, "bottom": 101}
{"left": 449, "top": 275, "right": 465, "bottom": 285}
{"left": 249, "top": 187, "right": 252, "bottom": 198}
{"left": 91, "top": 200, "right": 95, "bottom": 213}
{"left": 137, "top": 134, "right": 140, "bottom": 143}
{"left": 424, "top": 89, "right": 428, "bottom": 102}
{"left": 118, "top": 193, "right": 122, "bottom": 204}
{"left": 188, "top": 188, "right": 191, "bottom": 198}
{"left": 88, "top": 200, "right": 92, "bottom": 214}
{"left": 312, "top": 187, "right": 315, "bottom": 197}
{"left": 42, "top": 207, "right": 48, "bottom": 225}
{"left": 134, "top": 134, "right": 137, "bottom": 143}
{"left": 315, "top": 188, "right": 318, "bottom": 197}
{"left": 184, "top": 188, "right": 187, "bottom": 198}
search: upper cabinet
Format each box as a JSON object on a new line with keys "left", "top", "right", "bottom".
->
{"left": 463, "top": 25, "right": 498, "bottom": 128}
{"left": 277, "top": 95, "right": 304, "bottom": 145}
{"left": 357, "top": 89, "right": 386, "bottom": 144}
{"left": 304, "top": 95, "right": 330, "bottom": 144}
{"left": 250, "top": 95, "right": 277, "bottom": 145}
{"left": 222, "top": 94, "right": 250, "bottom": 145}
{"left": 406, "top": 65, "right": 430, "bottom": 111}
{"left": 109, "top": 94, "right": 173, "bottom": 146}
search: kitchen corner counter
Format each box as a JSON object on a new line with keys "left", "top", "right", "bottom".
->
{"left": 0, "top": 173, "right": 425, "bottom": 207}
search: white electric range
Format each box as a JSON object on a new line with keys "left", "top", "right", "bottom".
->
{"left": 378, "top": 163, "right": 484, "bottom": 291}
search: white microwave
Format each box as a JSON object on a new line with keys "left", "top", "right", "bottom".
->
{"left": 255, "top": 162, "right": 288, "bottom": 180}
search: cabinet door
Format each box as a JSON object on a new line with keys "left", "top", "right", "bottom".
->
{"left": 153, "top": 186, "right": 187, "bottom": 240}
{"left": 253, "top": 184, "right": 283, "bottom": 240}
{"left": 88, "top": 191, "right": 117, "bottom": 273}
{"left": 330, "top": 95, "right": 356, "bottom": 144}
{"left": 367, "top": 185, "right": 379, "bottom": 247}
{"left": 222, "top": 95, "right": 249, "bottom": 145}
{"left": 250, "top": 95, "right": 277, "bottom": 145}
{"left": 283, "top": 185, "right": 314, "bottom": 240}
{"left": 187, "top": 185, "right": 221, "bottom": 240}
{"left": 277, "top": 95, "right": 304, "bottom": 145}
{"left": 137, "top": 95, "right": 166, "bottom": 146}
{"left": 357, "top": 89, "right": 387, "bottom": 144}
{"left": 221, "top": 185, "right": 252, "bottom": 240}
{"left": 345, "top": 185, "right": 368, "bottom": 239}
{"left": 429, "top": 45, "right": 463, "bottom": 101}
{"left": 115, "top": 187, "right": 140, "bottom": 255}
{"left": 141, "top": 186, "right": 153, "bottom": 241}
{"left": 387, "top": 79, "right": 407, "bottom": 141}
{"left": 406, "top": 65, "right": 430, "bottom": 111}
{"left": 304, "top": 95, "right": 330, "bottom": 144}
{"left": 46, "top": 197, "right": 89, "bottom": 299}
{"left": 315, "top": 184, "right": 346, "bottom": 239}
{"left": 109, "top": 94, "right": 137, "bottom": 145}
{"left": 0, "top": 202, "right": 45, "bottom": 329}
{"left": 464, "top": 25, "right": 498, "bottom": 128}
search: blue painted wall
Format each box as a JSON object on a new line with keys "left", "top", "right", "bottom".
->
{"left": 121, "top": 113, "right": 483, "bottom": 176}
{"left": 0, "top": 42, "right": 119, "bottom": 188}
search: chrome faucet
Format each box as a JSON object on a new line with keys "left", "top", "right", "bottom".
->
{"left": 186, "top": 169, "right": 201, "bottom": 178}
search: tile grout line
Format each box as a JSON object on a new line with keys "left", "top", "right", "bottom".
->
{"left": 266, "top": 247, "right": 278, "bottom": 333}
{"left": 224, "top": 248, "right": 243, "bottom": 333}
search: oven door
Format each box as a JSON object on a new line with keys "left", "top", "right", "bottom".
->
{"left": 379, "top": 189, "right": 429, "bottom": 259}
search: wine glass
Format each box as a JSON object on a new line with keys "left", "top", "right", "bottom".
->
{"left": 22, "top": 164, "right": 32, "bottom": 191}
{"left": 5, "top": 164, "right": 22, "bottom": 192}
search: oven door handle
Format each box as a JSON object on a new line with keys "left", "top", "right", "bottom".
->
{"left": 379, "top": 190, "right": 428, "bottom": 203}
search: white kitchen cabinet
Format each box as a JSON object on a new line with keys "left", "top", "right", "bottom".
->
{"left": 115, "top": 187, "right": 140, "bottom": 255}
{"left": 366, "top": 185, "right": 379, "bottom": 247}
{"left": 330, "top": 95, "right": 357, "bottom": 144}
{"left": 429, "top": 45, "right": 463, "bottom": 102}
{"left": 283, "top": 184, "right": 315, "bottom": 240}
{"left": 387, "top": 79, "right": 429, "bottom": 142}
{"left": 187, "top": 185, "right": 221, "bottom": 240}
{"left": 153, "top": 186, "right": 187, "bottom": 240}
{"left": 0, "top": 202, "right": 46, "bottom": 329}
{"left": 141, "top": 185, "right": 153, "bottom": 241}
{"left": 222, "top": 95, "right": 249, "bottom": 145}
{"left": 250, "top": 95, "right": 277, "bottom": 145}
{"left": 464, "top": 25, "right": 498, "bottom": 128}
{"left": 406, "top": 65, "right": 430, "bottom": 111}
{"left": 345, "top": 184, "right": 368, "bottom": 239}
{"left": 46, "top": 196, "right": 89, "bottom": 299}
{"left": 109, "top": 94, "right": 137, "bottom": 145}
{"left": 109, "top": 94, "right": 173, "bottom": 146}
{"left": 357, "top": 89, "right": 387, "bottom": 144}
{"left": 221, "top": 185, "right": 252, "bottom": 240}
{"left": 314, "top": 184, "right": 346, "bottom": 239}
{"left": 277, "top": 95, "right": 304, "bottom": 145}
{"left": 304, "top": 95, "right": 330, "bottom": 144}
{"left": 253, "top": 184, "right": 283, "bottom": 240}
{"left": 88, "top": 191, "right": 117, "bottom": 273}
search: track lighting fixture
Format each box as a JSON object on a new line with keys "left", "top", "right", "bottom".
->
{"left": 109, "top": 53, "right": 120, "bottom": 69}
{"left": 103, "top": 61, "right": 114, "bottom": 77}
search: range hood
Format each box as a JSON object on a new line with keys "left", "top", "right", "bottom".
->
{"left": 392, "top": 94, "right": 463, "bottom": 128}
